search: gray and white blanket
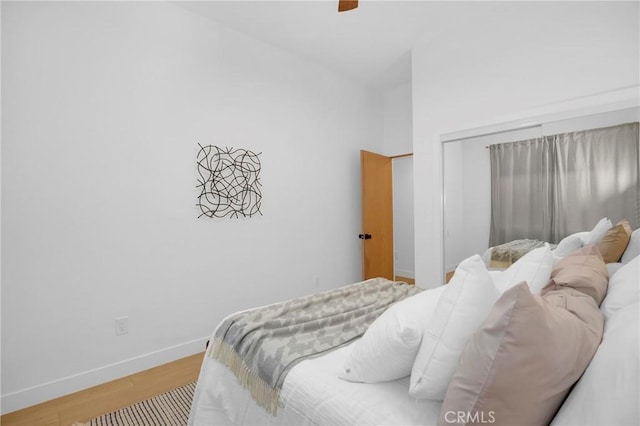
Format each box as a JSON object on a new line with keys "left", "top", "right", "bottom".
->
{"left": 208, "top": 277, "right": 421, "bottom": 414}
{"left": 488, "top": 238, "right": 556, "bottom": 267}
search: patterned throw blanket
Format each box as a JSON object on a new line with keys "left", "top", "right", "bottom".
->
{"left": 489, "top": 239, "right": 556, "bottom": 268}
{"left": 208, "top": 278, "right": 421, "bottom": 415}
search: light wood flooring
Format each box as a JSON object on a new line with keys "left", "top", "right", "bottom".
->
{"left": 0, "top": 352, "right": 205, "bottom": 426}
{"left": 395, "top": 275, "right": 415, "bottom": 285}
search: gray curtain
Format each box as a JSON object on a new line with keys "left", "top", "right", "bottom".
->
{"left": 489, "top": 122, "right": 639, "bottom": 246}
{"left": 489, "top": 138, "right": 554, "bottom": 246}
{"left": 552, "top": 122, "right": 639, "bottom": 239}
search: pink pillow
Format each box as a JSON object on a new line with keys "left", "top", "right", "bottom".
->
{"left": 545, "top": 244, "right": 609, "bottom": 305}
{"left": 439, "top": 282, "right": 603, "bottom": 426}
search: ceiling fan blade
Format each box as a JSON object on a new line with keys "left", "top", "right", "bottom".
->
{"left": 338, "top": 0, "right": 358, "bottom": 12}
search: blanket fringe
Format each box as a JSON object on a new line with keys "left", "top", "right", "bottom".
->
{"left": 208, "top": 336, "right": 281, "bottom": 415}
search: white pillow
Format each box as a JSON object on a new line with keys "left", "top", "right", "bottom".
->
{"left": 339, "top": 286, "right": 445, "bottom": 383}
{"left": 551, "top": 302, "right": 639, "bottom": 426}
{"left": 583, "top": 217, "right": 613, "bottom": 245}
{"left": 409, "top": 254, "right": 499, "bottom": 400}
{"left": 606, "top": 262, "right": 624, "bottom": 278}
{"left": 600, "top": 255, "right": 639, "bottom": 320}
{"left": 493, "top": 245, "right": 554, "bottom": 294}
{"left": 487, "top": 270, "right": 503, "bottom": 282}
{"left": 621, "top": 228, "right": 640, "bottom": 264}
{"left": 552, "top": 231, "right": 589, "bottom": 258}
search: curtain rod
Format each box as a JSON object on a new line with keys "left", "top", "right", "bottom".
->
{"left": 482, "top": 107, "right": 639, "bottom": 148}
{"left": 484, "top": 116, "right": 640, "bottom": 148}
{"left": 446, "top": 105, "right": 638, "bottom": 147}
{"left": 484, "top": 125, "right": 539, "bottom": 148}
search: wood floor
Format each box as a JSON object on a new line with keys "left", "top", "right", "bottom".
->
{"left": 0, "top": 352, "right": 205, "bottom": 426}
{"left": 395, "top": 275, "right": 415, "bottom": 285}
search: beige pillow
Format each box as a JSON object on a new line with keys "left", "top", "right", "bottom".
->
{"left": 546, "top": 244, "right": 609, "bottom": 305}
{"left": 439, "top": 282, "right": 603, "bottom": 426}
{"left": 597, "top": 219, "right": 633, "bottom": 263}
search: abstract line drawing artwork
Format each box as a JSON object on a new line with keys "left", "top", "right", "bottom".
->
{"left": 196, "top": 144, "right": 262, "bottom": 218}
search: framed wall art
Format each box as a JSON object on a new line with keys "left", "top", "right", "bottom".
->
{"left": 196, "top": 144, "right": 262, "bottom": 218}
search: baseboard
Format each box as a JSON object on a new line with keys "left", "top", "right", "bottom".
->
{"left": 1, "top": 337, "right": 209, "bottom": 415}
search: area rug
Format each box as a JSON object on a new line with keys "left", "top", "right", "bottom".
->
{"left": 75, "top": 382, "right": 196, "bottom": 426}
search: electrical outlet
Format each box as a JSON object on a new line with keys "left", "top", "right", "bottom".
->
{"left": 313, "top": 276, "right": 321, "bottom": 289}
{"left": 115, "top": 316, "right": 129, "bottom": 336}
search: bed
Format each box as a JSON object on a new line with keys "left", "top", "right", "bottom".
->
{"left": 188, "top": 221, "right": 640, "bottom": 426}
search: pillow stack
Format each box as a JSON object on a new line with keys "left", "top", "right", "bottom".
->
{"left": 439, "top": 246, "right": 608, "bottom": 425}
{"left": 551, "top": 217, "right": 637, "bottom": 264}
{"left": 551, "top": 217, "right": 615, "bottom": 262}
{"left": 339, "top": 254, "right": 499, "bottom": 385}
{"left": 340, "top": 245, "right": 619, "bottom": 425}
{"left": 340, "top": 248, "right": 554, "bottom": 388}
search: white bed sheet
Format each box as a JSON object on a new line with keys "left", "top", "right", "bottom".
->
{"left": 188, "top": 343, "right": 442, "bottom": 426}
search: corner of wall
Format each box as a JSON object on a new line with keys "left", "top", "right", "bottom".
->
{"left": 1, "top": 337, "right": 208, "bottom": 415}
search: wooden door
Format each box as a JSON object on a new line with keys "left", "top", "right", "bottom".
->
{"left": 360, "top": 150, "right": 394, "bottom": 280}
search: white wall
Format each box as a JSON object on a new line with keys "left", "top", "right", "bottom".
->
{"left": 383, "top": 82, "right": 415, "bottom": 279}
{"left": 412, "top": 1, "right": 640, "bottom": 287}
{"left": 442, "top": 140, "right": 463, "bottom": 271}
{"left": 393, "top": 156, "right": 414, "bottom": 278}
{"left": 383, "top": 82, "right": 412, "bottom": 156}
{"left": 0, "top": 2, "right": 383, "bottom": 412}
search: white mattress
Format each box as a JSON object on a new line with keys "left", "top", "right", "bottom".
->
{"left": 188, "top": 343, "right": 442, "bottom": 426}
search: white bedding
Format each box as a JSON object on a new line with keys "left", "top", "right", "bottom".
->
{"left": 189, "top": 256, "right": 640, "bottom": 426}
{"left": 188, "top": 343, "right": 442, "bottom": 426}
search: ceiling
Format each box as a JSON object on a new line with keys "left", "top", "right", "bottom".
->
{"left": 173, "top": 1, "right": 498, "bottom": 91}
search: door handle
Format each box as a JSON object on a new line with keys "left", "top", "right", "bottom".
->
{"left": 358, "top": 233, "right": 372, "bottom": 240}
